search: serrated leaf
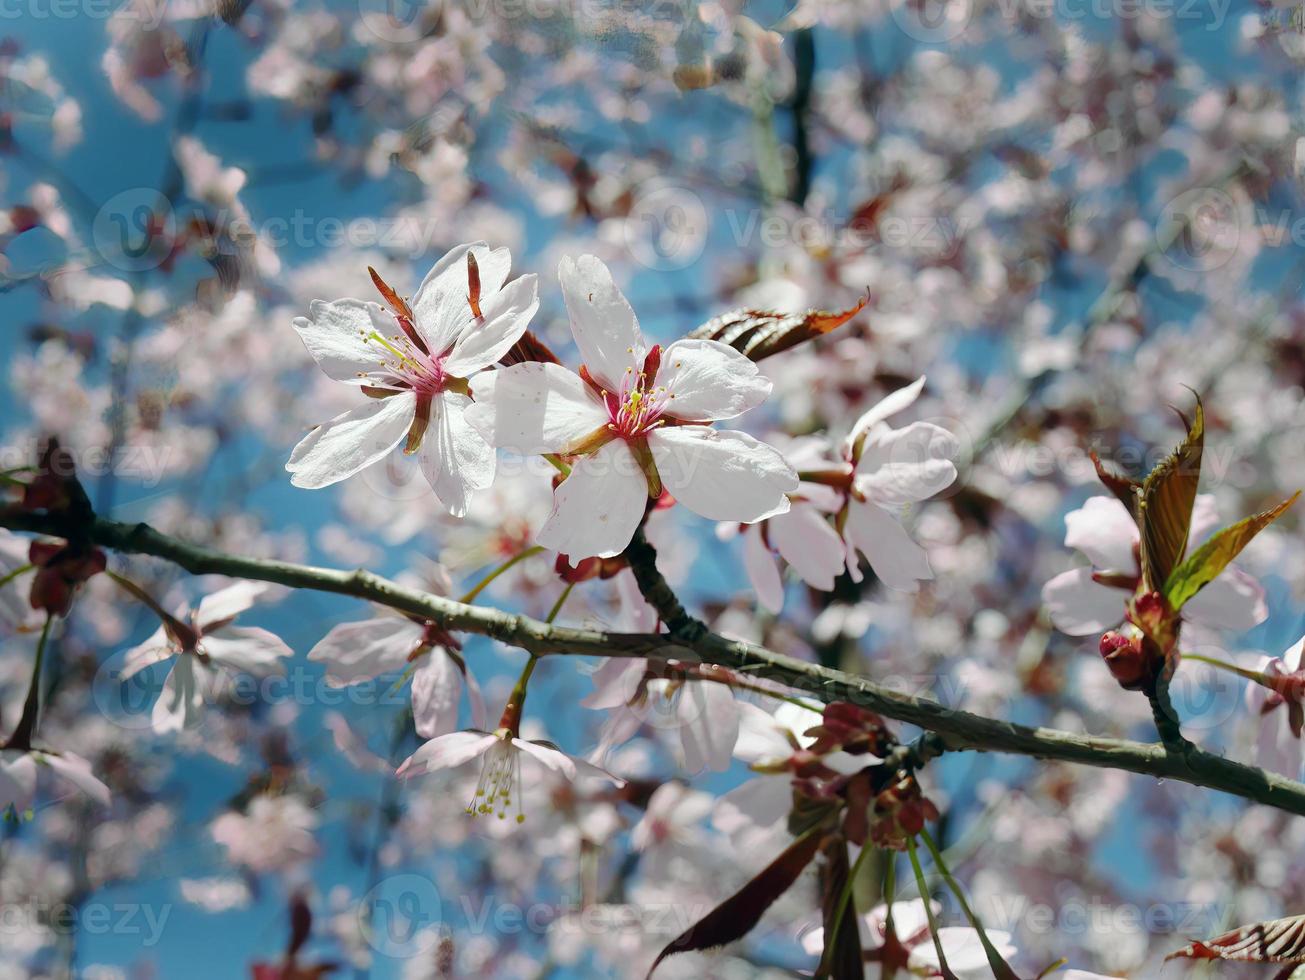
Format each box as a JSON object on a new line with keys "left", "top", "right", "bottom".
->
{"left": 1138, "top": 397, "right": 1204, "bottom": 590}
{"left": 1165, "top": 491, "right": 1299, "bottom": 610}
{"left": 1167, "top": 914, "right": 1305, "bottom": 963}
{"left": 1091, "top": 450, "right": 1140, "bottom": 519}
{"left": 499, "top": 329, "right": 561, "bottom": 366}
{"left": 686, "top": 293, "right": 869, "bottom": 362}
{"left": 646, "top": 827, "right": 823, "bottom": 978}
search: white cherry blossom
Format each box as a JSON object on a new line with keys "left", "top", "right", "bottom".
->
{"left": 466, "top": 254, "right": 797, "bottom": 559}
{"left": 287, "top": 242, "right": 539, "bottom": 516}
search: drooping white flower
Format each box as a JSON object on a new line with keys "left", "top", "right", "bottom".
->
{"left": 287, "top": 242, "right": 539, "bottom": 516}
{"left": 1245, "top": 635, "right": 1305, "bottom": 779}
{"left": 837, "top": 377, "right": 959, "bottom": 591}
{"left": 118, "top": 581, "right": 292, "bottom": 734}
{"left": 0, "top": 747, "right": 111, "bottom": 815}
{"left": 1042, "top": 494, "right": 1267, "bottom": 636}
{"left": 396, "top": 727, "right": 623, "bottom": 825}
{"left": 307, "top": 614, "right": 485, "bottom": 738}
{"left": 466, "top": 254, "right": 797, "bottom": 559}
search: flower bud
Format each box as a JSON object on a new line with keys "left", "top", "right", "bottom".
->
{"left": 1099, "top": 629, "right": 1150, "bottom": 690}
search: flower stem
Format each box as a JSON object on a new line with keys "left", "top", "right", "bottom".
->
{"left": 823, "top": 842, "right": 875, "bottom": 968}
{"left": 1183, "top": 652, "right": 1274, "bottom": 687}
{"left": 907, "top": 836, "right": 955, "bottom": 979}
{"left": 460, "top": 546, "right": 545, "bottom": 604}
{"left": 545, "top": 583, "right": 573, "bottom": 625}
{"left": 920, "top": 826, "right": 1016, "bottom": 978}
{"left": 6, "top": 614, "right": 53, "bottom": 751}
{"left": 0, "top": 563, "right": 34, "bottom": 591}
{"left": 106, "top": 570, "right": 190, "bottom": 637}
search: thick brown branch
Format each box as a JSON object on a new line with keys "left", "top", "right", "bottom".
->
{"left": 5, "top": 510, "right": 1305, "bottom": 816}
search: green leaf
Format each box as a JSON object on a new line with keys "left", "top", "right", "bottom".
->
{"left": 686, "top": 293, "right": 869, "bottom": 362}
{"left": 646, "top": 826, "right": 824, "bottom": 978}
{"left": 1165, "top": 491, "right": 1299, "bottom": 610}
{"left": 1138, "top": 397, "right": 1204, "bottom": 590}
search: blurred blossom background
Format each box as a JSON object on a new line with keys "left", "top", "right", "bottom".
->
{"left": 4, "top": 0, "right": 1305, "bottom": 976}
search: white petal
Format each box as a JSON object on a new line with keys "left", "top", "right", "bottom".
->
{"left": 770, "top": 502, "right": 844, "bottom": 591}
{"left": 648, "top": 427, "right": 797, "bottom": 523}
{"left": 0, "top": 751, "right": 38, "bottom": 813}
{"left": 196, "top": 581, "right": 267, "bottom": 628}
{"left": 465, "top": 362, "right": 608, "bottom": 453}
{"left": 203, "top": 626, "right": 292, "bottom": 676}
{"left": 1184, "top": 566, "right": 1267, "bottom": 632}
{"left": 843, "top": 376, "right": 926, "bottom": 456}
{"left": 732, "top": 701, "right": 795, "bottom": 766}
{"left": 39, "top": 751, "right": 111, "bottom": 806}
{"left": 152, "top": 656, "right": 207, "bottom": 734}
{"left": 517, "top": 738, "right": 624, "bottom": 785}
{"left": 1188, "top": 493, "right": 1221, "bottom": 545}
{"left": 443, "top": 274, "right": 539, "bottom": 376}
{"left": 1064, "top": 496, "right": 1138, "bottom": 571}
{"left": 419, "top": 392, "right": 496, "bottom": 518}
{"left": 559, "top": 254, "right": 643, "bottom": 390}
{"left": 412, "top": 649, "right": 463, "bottom": 740}
{"left": 743, "top": 525, "right": 784, "bottom": 613}
{"left": 286, "top": 392, "right": 416, "bottom": 489}
{"left": 308, "top": 618, "right": 426, "bottom": 685}
{"left": 536, "top": 440, "right": 649, "bottom": 559}
{"left": 582, "top": 657, "right": 645, "bottom": 710}
{"left": 856, "top": 421, "right": 959, "bottom": 504}
{"left": 292, "top": 299, "right": 388, "bottom": 383}
{"left": 118, "top": 626, "right": 175, "bottom": 680}
{"left": 655, "top": 339, "right": 771, "bottom": 422}
{"left": 677, "top": 681, "right": 739, "bottom": 773}
{"left": 1041, "top": 567, "right": 1124, "bottom": 635}
{"left": 843, "top": 500, "right": 933, "bottom": 592}
{"left": 396, "top": 730, "right": 496, "bottom": 778}
{"left": 411, "top": 243, "right": 512, "bottom": 354}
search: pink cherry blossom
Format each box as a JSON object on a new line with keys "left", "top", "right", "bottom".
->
{"left": 287, "top": 243, "right": 539, "bottom": 516}
{"left": 0, "top": 747, "right": 110, "bottom": 815}
{"left": 466, "top": 254, "right": 798, "bottom": 558}
{"left": 1245, "top": 635, "right": 1305, "bottom": 779}
{"left": 1042, "top": 494, "right": 1267, "bottom": 636}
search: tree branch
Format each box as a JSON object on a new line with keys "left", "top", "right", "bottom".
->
{"left": 6, "top": 510, "right": 1305, "bottom": 816}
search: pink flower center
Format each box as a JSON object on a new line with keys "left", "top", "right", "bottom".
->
{"left": 599, "top": 345, "right": 671, "bottom": 440}
{"left": 361, "top": 324, "right": 449, "bottom": 396}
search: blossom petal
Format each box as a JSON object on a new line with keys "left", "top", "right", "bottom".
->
{"left": 743, "top": 525, "right": 784, "bottom": 613}
{"left": 118, "top": 625, "right": 174, "bottom": 680}
{"left": 855, "top": 421, "right": 959, "bottom": 505}
{"left": 412, "top": 649, "right": 463, "bottom": 740}
{"left": 152, "top": 655, "right": 207, "bottom": 734}
{"left": 419, "top": 392, "right": 496, "bottom": 518}
{"left": 287, "top": 392, "right": 416, "bottom": 489}
{"left": 308, "top": 618, "right": 426, "bottom": 685}
{"left": 465, "top": 362, "right": 609, "bottom": 454}
{"left": 844, "top": 499, "right": 933, "bottom": 592}
{"left": 536, "top": 440, "right": 648, "bottom": 559}
{"left": 444, "top": 273, "right": 540, "bottom": 376}
{"left": 1064, "top": 496, "right": 1138, "bottom": 571}
{"left": 677, "top": 681, "right": 739, "bottom": 773}
{"left": 0, "top": 751, "right": 38, "bottom": 814}
{"left": 559, "top": 254, "right": 643, "bottom": 390}
{"left": 516, "top": 738, "right": 625, "bottom": 785}
{"left": 655, "top": 339, "right": 771, "bottom": 422}
{"left": 411, "top": 243, "right": 512, "bottom": 354}
{"left": 770, "top": 502, "right": 844, "bottom": 591}
{"left": 39, "top": 751, "right": 111, "bottom": 806}
{"left": 203, "top": 626, "right": 293, "bottom": 676}
{"left": 292, "top": 299, "right": 389, "bottom": 383}
{"left": 648, "top": 427, "right": 797, "bottom": 523}
{"left": 196, "top": 581, "right": 267, "bottom": 629}
{"left": 732, "top": 701, "right": 797, "bottom": 767}
{"left": 1184, "top": 566, "right": 1267, "bottom": 632}
{"left": 1042, "top": 567, "right": 1124, "bottom": 635}
{"left": 843, "top": 376, "right": 926, "bottom": 456}
{"left": 396, "top": 730, "right": 497, "bottom": 778}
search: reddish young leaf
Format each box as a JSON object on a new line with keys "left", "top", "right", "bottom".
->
{"left": 1090, "top": 449, "right": 1140, "bottom": 519}
{"left": 646, "top": 827, "right": 825, "bottom": 978}
{"left": 1167, "top": 914, "right": 1305, "bottom": 964}
{"left": 686, "top": 293, "right": 869, "bottom": 362}
{"left": 1137, "top": 396, "right": 1204, "bottom": 591}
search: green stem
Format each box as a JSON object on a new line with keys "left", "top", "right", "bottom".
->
{"left": 6, "top": 614, "right": 53, "bottom": 751}
{"left": 460, "top": 546, "right": 545, "bottom": 604}
{"left": 906, "top": 837, "right": 953, "bottom": 979}
{"left": 1183, "top": 652, "right": 1275, "bottom": 687}
{"left": 883, "top": 856, "right": 896, "bottom": 935}
{"left": 823, "top": 843, "right": 875, "bottom": 968}
{"left": 545, "top": 583, "right": 574, "bottom": 625}
{"left": 0, "top": 563, "right": 34, "bottom": 591}
{"left": 542, "top": 454, "right": 572, "bottom": 477}
{"left": 106, "top": 570, "right": 189, "bottom": 635}
{"left": 920, "top": 827, "right": 1016, "bottom": 978}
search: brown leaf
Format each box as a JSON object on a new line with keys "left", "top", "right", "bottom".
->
{"left": 814, "top": 839, "right": 862, "bottom": 980}
{"left": 686, "top": 293, "right": 869, "bottom": 362}
{"left": 646, "top": 827, "right": 824, "bottom": 978}
{"left": 1090, "top": 450, "right": 1140, "bottom": 520}
{"left": 1167, "top": 914, "right": 1305, "bottom": 964}
{"left": 1138, "top": 396, "right": 1204, "bottom": 590}
{"left": 499, "top": 330, "right": 561, "bottom": 367}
